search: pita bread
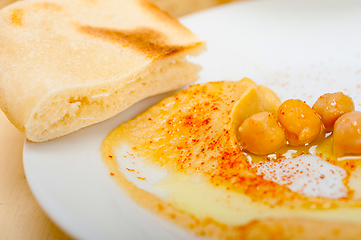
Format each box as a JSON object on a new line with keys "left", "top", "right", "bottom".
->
{"left": 0, "top": 0, "right": 205, "bottom": 142}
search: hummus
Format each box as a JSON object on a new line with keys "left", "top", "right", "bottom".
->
{"left": 101, "top": 79, "right": 361, "bottom": 239}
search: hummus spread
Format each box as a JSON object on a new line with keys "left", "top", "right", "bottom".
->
{"left": 101, "top": 79, "right": 361, "bottom": 239}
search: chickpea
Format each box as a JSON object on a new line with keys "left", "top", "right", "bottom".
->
{"left": 278, "top": 99, "right": 322, "bottom": 146}
{"left": 239, "top": 112, "right": 286, "bottom": 155}
{"left": 313, "top": 92, "right": 355, "bottom": 132}
{"left": 333, "top": 111, "right": 361, "bottom": 157}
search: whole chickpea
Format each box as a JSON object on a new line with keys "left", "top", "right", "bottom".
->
{"left": 238, "top": 112, "right": 286, "bottom": 155}
{"left": 278, "top": 99, "right": 322, "bottom": 146}
{"left": 333, "top": 111, "right": 361, "bottom": 157}
{"left": 313, "top": 92, "right": 355, "bottom": 132}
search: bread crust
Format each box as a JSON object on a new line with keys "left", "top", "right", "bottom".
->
{"left": 0, "top": 0, "right": 205, "bottom": 141}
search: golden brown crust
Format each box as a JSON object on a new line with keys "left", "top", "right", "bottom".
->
{"left": 0, "top": 0, "right": 205, "bottom": 141}
{"left": 8, "top": 8, "right": 23, "bottom": 26}
{"left": 78, "top": 26, "right": 190, "bottom": 58}
{"left": 6, "top": 2, "right": 63, "bottom": 26}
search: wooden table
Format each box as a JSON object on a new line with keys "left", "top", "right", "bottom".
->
{"left": 0, "top": 0, "right": 238, "bottom": 239}
{"left": 0, "top": 112, "right": 72, "bottom": 239}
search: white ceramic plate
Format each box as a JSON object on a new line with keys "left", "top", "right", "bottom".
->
{"left": 23, "top": 0, "right": 361, "bottom": 239}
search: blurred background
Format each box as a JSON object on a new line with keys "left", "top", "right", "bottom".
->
{"left": 0, "top": 0, "right": 237, "bottom": 17}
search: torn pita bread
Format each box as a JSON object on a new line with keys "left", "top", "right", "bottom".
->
{"left": 0, "top": 0, "right": 205, "bottom": 142}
